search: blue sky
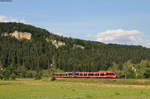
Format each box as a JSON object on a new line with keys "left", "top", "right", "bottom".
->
{"left": 0, "top": 0, "right": 150, "bottom": 47}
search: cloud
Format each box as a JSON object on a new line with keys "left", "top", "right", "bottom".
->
{"left": 0, "top": 16, "right": 26, "bottom": 23}
{"left": 90, "top": 29, "right": 150, "bottom": 48}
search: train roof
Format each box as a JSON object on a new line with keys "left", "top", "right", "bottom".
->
{"left": 53, "top": 71, "right": 116, "bottom": 74}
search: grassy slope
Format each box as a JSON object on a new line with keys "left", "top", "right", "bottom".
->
{"left": 0, "top": 79, "right": 150, "bottom": 99}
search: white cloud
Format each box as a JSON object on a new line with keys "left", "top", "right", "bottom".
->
{"left": 91, "top": 29, "right": 150, "bottom": 48}
{"left": 0, "top": 16, "right": 26, "bottom": 23}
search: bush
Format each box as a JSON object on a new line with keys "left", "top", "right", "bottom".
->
{"left": 0, "top": 72, "right": 3, "bottom": 80}
{"left": 10, "top": 73, "right": 16, "bottom": 80}
{"left": 127, "top": 71, "right": 136, "bottom": 79}
{"left": 35, "top": 72, "right": 43, "bottom": 80}
{"left": 144, "top": 69, "right": 150, "bottom": 78}
{"left": 51, "top": 77, "right": 56, "bottom": 81}
{"left": 25, "top": 70, "right": 36, "bottom": 78}
{"left": 41, "top": 70, "right": 49, "bottom": 77}
{"left": 15, "top": 65, "right": 27, "bottom": 78}
{"left": 3, "top": 69, "right": 10, "bottom": 80}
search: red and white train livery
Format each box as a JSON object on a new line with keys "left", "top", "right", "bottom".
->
{"left": 52, "top": 72, "right": 117, "bottom": 78}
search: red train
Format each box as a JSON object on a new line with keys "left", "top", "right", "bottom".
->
{"left": 52, "top": 72, "right": 117, "bottom": 78}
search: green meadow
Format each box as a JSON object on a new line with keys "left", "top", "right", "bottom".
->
{"left": 0, "top": 78, "right": 150, "bottom": 99}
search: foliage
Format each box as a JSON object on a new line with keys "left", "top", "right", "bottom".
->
{"left": 144, "top": 68, "right": 150, "bottom": 78}
{"left": 0, "top": 22, "right": 150, "bottom": 79}
{"left": 9, "top": 73, "right": 16, "bottom": 80}
{"left": 0, "top": 72, "right": 3, "bottom": 80}
{"left": 15, "top": 65, "right": 27, "bottom": 78}
{"left": 34, "top": 71, "right": 43, "bottom": 80}
{"left": 108, "top": 60, "right": 150, "bottom": 79}
{"left": 51, "top": 76, "right": 56, "bottom": 81}
{"left": 2, "top": 64, "right": 16, "bottom": 80}
{"left": 25, "top": 70, "right": 36, "bottom": 78}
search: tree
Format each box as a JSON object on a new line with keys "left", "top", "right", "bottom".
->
{"left": 108, "top": 62, "right": 121, "bottom": 77}
{"left": 1, "top": 22, "right": 150, "bottom": 78}
{"left": 123, "top": 60, "right": 134, "bottom": 79}
{"left": 2, "top": 64, "right": 17, "bottom": 80}
{"left": 135, "top": 60, "right": 149, "bottom": 78}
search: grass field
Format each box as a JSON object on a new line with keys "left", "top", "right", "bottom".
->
{"left": 0, "top": 78, "right": 150, "bottom": 99}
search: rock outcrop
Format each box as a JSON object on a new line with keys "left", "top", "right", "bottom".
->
{"left": 1, "top": 31, "right": 32, "bottom": 40}
{"left": 46, "top": 39, "right": 66, "bottom": 48}
{"left": 51, "top": 40, "right": 66, "bottom": 48}
{"left": 73, "top": 44, "right": 85, "bottom": 49}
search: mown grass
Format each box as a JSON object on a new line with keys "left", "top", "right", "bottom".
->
{"left": 0, "top": 78, "right": 150, "bottom": 99}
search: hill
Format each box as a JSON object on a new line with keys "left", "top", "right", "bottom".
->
{"left": 0, "top": 22, "right": 150, "bottom": 74}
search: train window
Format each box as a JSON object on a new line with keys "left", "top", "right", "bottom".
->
{"left": 80, "top": 74, "right": 83, "bottom": 76}
{"left": 75, "top": 73, "right": 79, "bottom": 75}
{"left": 106, "top": 73, "right": 115, "bottom": 75}
{"left": 84, "top": 74, "right": 87, "bottom": 76}
{"left": 89, "top": 74, "right": 94, "bottom": 76}
{"left": 60, "top": 74, "right": 65, "bottom": 76}
{"left": 69, "top": 73, "right": 72, "bottom": 75}
{"left": 95, "top": 74, "right": 99, "bottom": 76}
{"left": 100, "top": 73, "right": 105, "bottom": 76}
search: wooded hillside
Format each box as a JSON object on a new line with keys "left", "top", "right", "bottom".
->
{"left": 0, "top": 22, "right": 150, "bottom": 73}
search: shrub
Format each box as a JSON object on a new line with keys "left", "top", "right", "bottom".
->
{"left": 3, "top": 69, "right": 10, "bottom": 80}
{"left": 0, "top": 72, "right": 3, "bottom": 80}
{"left": 10, "top": 73, "right": 16, "bottom": 80}
{"left": 35, "top": 72, "right": 43, "bottom": 80}
{"left": 144, "top": 69, "right": 150, "bottom": 78}
{"left": 25, "top": 70, "right": 36, "bottom": 78}
{"left": 51, "top": 77, "right": 56, "bottom": 81}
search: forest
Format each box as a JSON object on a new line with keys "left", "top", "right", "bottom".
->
{"left": 0, "top": 22, "right": 150, "bottom": 79}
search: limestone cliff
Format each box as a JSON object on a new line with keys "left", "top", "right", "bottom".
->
{"left": 46, "top": 38, "right": 66, "bottom": 48}
{"left": 1, "top": 31, "right": 32, "bottom": 40}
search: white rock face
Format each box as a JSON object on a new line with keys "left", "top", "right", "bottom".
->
{"left": 51, "top": 40, "right": 65, "bottom": 48}
{"left": 73, "top": 44, "right": 85, "bottom": 49}
{"left": 46, "top": 38, "right": 66, "bottom": 48}
{"left": 1, "top": 31, "right": 32, "bottom": 40}
{"left": 46, "top": 38, "right": 84, "bottom": 49}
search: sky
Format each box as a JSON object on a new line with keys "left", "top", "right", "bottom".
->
{"left": 0, "top": 0, "right": 150, "bottom": 47}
